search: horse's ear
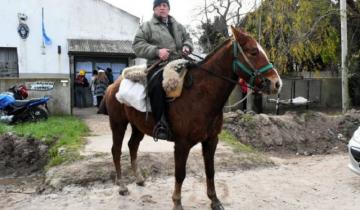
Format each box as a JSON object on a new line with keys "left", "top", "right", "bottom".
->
{"left": 230, "top": 26, "right": 238, "bottom": 39}
{"left": 230, "top": 26, "right": 247, "bottom": 46}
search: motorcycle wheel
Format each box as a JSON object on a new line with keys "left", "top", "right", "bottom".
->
{"left": 31, "top": 106, "right": 49, "bottom": 121}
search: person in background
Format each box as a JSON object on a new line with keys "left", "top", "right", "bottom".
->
{"left": 106, "top": 67, "right": 114, "bottom": 85}
{"left": 90, "top": 69, "right": 98, "bottom": 106}
{"left": 94, "top": 70, "right": 109, "bottom": 108}
{"left": 132, "top": 0, "right": 193, "bottom": 140}
{"left": 74, "top": 70, "right": 89, "bottom": 108}
{"left": 239, "top": 78, "right": 263, "bottom": 113}
{"left": 239, "top": 78, "right": 248, "bottom": 111}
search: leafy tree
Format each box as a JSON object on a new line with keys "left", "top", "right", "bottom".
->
{"left": 241, "top": 0, "right": 340, "bottom": 74}
{"left": 344, "top": 0, "right": 360, "bottom": 74}
{"left": 344, "top": 0, "right": 360, "bottom": 106}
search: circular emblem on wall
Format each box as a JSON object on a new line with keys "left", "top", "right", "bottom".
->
{"left": 17, "top": 23, "right": 29, "bottom": 39}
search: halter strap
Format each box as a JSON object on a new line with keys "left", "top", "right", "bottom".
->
{"left": 232, "top": 41, "right": 273, "bottom": 88}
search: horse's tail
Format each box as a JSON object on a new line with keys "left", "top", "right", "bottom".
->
{"left": 97, "top": 94, "right": 108, "bottom": 115}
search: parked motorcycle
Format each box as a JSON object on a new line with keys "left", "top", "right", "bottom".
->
{"left": 0, "top": 85, "right": 49, "bottom": 124}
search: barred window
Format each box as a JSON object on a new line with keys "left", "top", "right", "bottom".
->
{"left": 0, "top": 48, "right": 18, "bottom": 77}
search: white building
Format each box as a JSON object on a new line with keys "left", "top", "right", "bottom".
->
{"left": 0, "top": 0, "right": 141, "bottom": 114}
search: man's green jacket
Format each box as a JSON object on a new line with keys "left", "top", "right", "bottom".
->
{"left": 132, "top": 15, "right": 193, "bottom": 65}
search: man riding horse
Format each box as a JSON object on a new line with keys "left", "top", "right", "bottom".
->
{"left": 132, "top": 0, "right": 193, "bottom": 141}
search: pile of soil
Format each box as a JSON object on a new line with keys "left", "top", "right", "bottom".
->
{"left": 0, "top": 133, "right": 49, "bottom": 177}
{"left": 45, "top": 147, "right": 272, "bottom": 191}
{"left": 223, "top": 110, "right": 360, "bottom": 155}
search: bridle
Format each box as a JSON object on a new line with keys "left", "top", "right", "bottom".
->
{"left": 232, "top": 40, "right": 274, "bottom": 90}
{"left": 186, "top": 38, "right": 274, "bottom": 92}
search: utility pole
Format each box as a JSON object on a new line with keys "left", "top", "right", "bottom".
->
{"left": 246, "top": 0, "right": 263, "bottom": 113}
{"left": 340, "top": 0, "right": 349, "bottom": 113}
{"left": 247, "top": 0, "right": 260, "bottom": 112}
{"left": 258, "top": 0, "right": 262, "bottom": 42}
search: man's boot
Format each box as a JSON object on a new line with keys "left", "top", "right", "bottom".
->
{"left": 152, "top": 114, "right": 172, "bottom": 141}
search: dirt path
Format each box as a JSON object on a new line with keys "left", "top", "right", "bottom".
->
{"left": 1, "top": 108, "right": 359, "bottom": 210}
{"left": 1, "top": 154, "right": 359, "bottom": 210}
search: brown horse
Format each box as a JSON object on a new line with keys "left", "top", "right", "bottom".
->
{"left": 100, "top": 26, "right": 282, "bottom": 210}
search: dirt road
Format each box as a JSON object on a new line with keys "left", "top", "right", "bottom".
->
{"left": 1, "top": 108, "right": 359, "bottom": 210}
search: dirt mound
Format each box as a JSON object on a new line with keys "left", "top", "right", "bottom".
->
{"left": 44, "top": 148, "right": 272, "bottom": 191}
{"left": 223, "top": 110, "right": 360, "bottom": 155}
{"left": 0, "top": 133, "right": 49, "bottom": 177}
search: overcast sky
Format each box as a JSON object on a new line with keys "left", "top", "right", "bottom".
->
{"left": 103, "top": 0, "right": 257, "bottom": 26}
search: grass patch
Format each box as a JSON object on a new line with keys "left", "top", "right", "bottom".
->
{"left": 0, "top": 116, "right": 89, "bottom": 168}
{"left": 219, "top": 130, "right": 255, "bottom": 153}
{"left": 219, "top": 130, "right": 272, "bottom": 166}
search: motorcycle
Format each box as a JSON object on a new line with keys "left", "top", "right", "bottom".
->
{"left": 0, "top": 85, "right": 50, "bottom": 124}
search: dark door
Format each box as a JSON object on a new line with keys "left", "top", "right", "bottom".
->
{"left": 0, "top": 48, "right": 18, "bottom": 77}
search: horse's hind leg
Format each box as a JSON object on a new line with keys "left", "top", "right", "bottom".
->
{"left": 202, "top": 137, "right": 224, "bottom": 210}
{"left": 172, "top": 143, "right": 190, "bottom": 210}
{"left": 128, "top": 124, "right": 145, "bottom": 186}
{"left": 110, "top": 119, "right": 129, "bottom": 195}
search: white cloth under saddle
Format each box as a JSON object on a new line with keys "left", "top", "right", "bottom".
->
{"left": 115, "top": 78, "right": 150, "bottom": 112}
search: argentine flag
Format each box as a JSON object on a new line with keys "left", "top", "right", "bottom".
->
{"left": 42, "top": 8, "right": 52, "bottom": 46}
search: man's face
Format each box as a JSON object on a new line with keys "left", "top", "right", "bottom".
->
{"left": 153, "top": 3, "right": 170, "bottom": 18}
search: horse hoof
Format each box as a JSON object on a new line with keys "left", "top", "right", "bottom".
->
{"left": 118, "top": 186, "right": 129, "bottom": 196}
{"left": 119, "top": 189, "right": 130, "bottom": 196}
{"left": 136, "top": 177, "right": 145, "bottom": 186}
{"left": 211, "top": 201, "right": 225, "bottom": 210}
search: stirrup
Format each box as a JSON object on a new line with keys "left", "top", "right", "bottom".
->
{"left": 152, "top": 122, "right": 171, "bottom": 141}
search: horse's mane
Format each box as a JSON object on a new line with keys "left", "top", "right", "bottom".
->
{"left": 198, "top": 38, "right": 233, "bottom": 65}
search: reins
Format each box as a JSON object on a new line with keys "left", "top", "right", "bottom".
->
{"left": 184, "top": 38, "right": 274, "bottom": 109}
{"left": 184, "top": 56, "right": 250, "bottom": 109}
{"left": 184, "top": 52, "right": 252, "bottom": 91}
{"left": 186, "top": 37, "right": 274, "bottom": 93}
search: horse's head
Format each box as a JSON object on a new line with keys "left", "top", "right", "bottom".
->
{"left": 230, "top": 26, "right": 282, "bottom": 95}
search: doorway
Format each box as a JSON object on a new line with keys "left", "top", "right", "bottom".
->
{"left": 73, "top": 56, "right": 128, "bottom": 108}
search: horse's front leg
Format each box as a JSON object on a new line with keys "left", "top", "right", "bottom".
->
{"left": 172, "top": 143, "right": 190, "bottom": 210}
{"left": 202, "top": 137, "right": 224, "bottom": 210}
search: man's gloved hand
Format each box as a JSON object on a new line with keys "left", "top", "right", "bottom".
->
{"left": 182, "top": 45, "right": 191, "bottom": 56}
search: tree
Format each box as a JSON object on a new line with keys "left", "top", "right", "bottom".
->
{"left": 343, "top": 0, "right": 360, "bottom": 107}
{"left": 198, "top": 16, "right": 228, "bottom": 53}
{"left": 196, "top": 0, "right": 246, "bottom": 53}
{"left": 344, "top": 0, "right": 360, "bottom": 74}
{"left": 241, "top": 0, "right": 340, "bottom": 74}
{"left": 196, "top": 0, "right": 341, "bottom": 74}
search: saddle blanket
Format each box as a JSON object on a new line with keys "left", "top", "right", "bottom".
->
{"left": 115, "top": 59, "right": 190, "bottom": 112}
{"left": 122, "top": 59, "right": 189, "bottom": 98}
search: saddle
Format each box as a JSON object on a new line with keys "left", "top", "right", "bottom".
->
{"left": 122, "top": 59, "right": 189, "bottom": 98}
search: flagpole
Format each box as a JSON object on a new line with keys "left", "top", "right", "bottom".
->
{"left": 41, "top": 7, "right": 45, "bottom": 54}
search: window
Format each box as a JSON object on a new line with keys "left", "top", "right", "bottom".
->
{"left": 0, "top": 48, "right": 18, "bottom": 77}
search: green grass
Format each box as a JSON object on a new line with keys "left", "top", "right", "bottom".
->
{"left": 219, "top": 130, "right": 255, "bottom": 153}
{"left": 219, "top": 130, "right": 271, "bottom": 166}
{"left": 0, "top": 116, "right": 89, "bottom": 168}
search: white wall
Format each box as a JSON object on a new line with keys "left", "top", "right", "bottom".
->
{"left": 0, "top": 0, "right": 139, "bottom": 77}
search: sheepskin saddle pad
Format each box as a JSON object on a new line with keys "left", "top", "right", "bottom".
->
{"left": 122, "top": 59, "right": 189, "bottom": 98}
